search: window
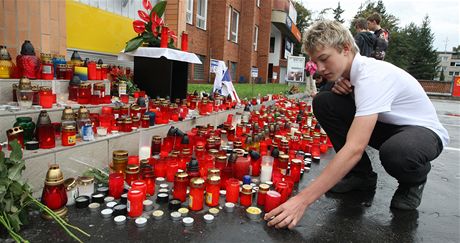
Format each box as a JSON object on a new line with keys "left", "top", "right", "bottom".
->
{"left": 194, "top": 55, "right": 206, "bottom": 80}
{"left": 230, "top": 62, "right": 237, "bottom": 81}
{"left": 75, "top": 0, "right": 156, "bottom": 19}
{"left": 228, "top": 7, "right": 239, "bottom": 43}
{"left": 253, "top": 26, "right": 259, "bottom": 51}
{"left": 196, "top": 0, "right": 207, "bottom": 30}
{"left": 186, "top": 0, "right": 193, "bottom": 24}
{"left": 449, "top": 72, "right": 454, "bottom": 76}
{"left": 257, "top": 0, "right": 260, "bottom": 7}
{"left": 270, "top": 37, "right": 275, "bottom": 53}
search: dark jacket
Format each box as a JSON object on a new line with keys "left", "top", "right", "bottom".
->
{"left": 355, "top": 31, "right": 376, "bottom": 57}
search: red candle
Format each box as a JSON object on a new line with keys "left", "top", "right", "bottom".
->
{"left": 131, "top": 180, "right": 147, "bottom": 200}
{"left": 264, "top": 190, "right": 281, "bottom": 213}
{"left": 160, "top": 26, "right": 169, "bottom": 48}
{"left": 205, "top": 175, "right": 221, "bottom": 207}
{"left": 225, "top": 178, "right": 240, "bottom": 203}
{"left": 290, "top": 159, "right": 302, "bottom": 183}
{"left": 234, "top": 156, "right": 250, "bottom": 180}
{"left": 239, "top": 185, "right": 253, "bottom": 207}
{"left": 189, "top": 178, "right": 205, "bottom": 211}
{"left": 257, "top": 184, "right": 270, "bottom": 206}
{"left": 275, "top": 181, "right": 289, "bottom": 203}
{"left": 61, "top": 125, "right": 76, "bottom": 146}
{"left": 41, "top": 184, "right": 67, "bottom": 210}
{"left": 125, "top": 164, "right": 139, "bottom": 186}
{"left": 109, "top": 172, "right": 124, "bottom": 199}
{"left": 181, "top": 31, "right": 188, "bottom": 51}
{"left": 166, "top": 159, "right": 179, "bottom": 182}
{"left": 39, "top": 89, "right": 54, "bottom": 108}
{"left": 127, "top": 189, "right": 143, "bottom": 217}
{"left": 143, "top": 172, "right": 155, "bottom": 196}
{"left": 153, "top": 156, "right": 167, "bottom": 178}
{"left": 173, "top": 172, "right": 189, "bottom": 202}
{"left": 38, "top": 123, "right": 55, "bottom": 149}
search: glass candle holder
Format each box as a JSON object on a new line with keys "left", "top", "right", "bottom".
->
{"left": 109, "top": 172, "right": 124, "bottom": 199}
{"left": 257, "top": 184, "right": 270, "bottom": 206}
{"left": 6, "top": 127, "right": 24, "bottom": 150}
{"left": 173, "top": 172, "right": 189, "bottom": 202}
{"left": 131, "top": 180, "right": 147, "bottom": 200}
{"left": 181, "top": 31, "right": 188, "bottom": 51}
{"left": 239, "top": 184, "right": 253, "bottom": 207}
{"left": 77, "top": 176, "right": 95, "bottom": 197}
{"left": 225, "top": 178, "right": 240, "bottom": 203}
{"left": 260, "top": 156, "right": 274, "bottom": 183}
{"left": 264, "top": 190, "right": 281, "bottom": 213}
{"left": 189, "top": 178, "right": 205, "bottom": 211}
{"left": 290, "top": 159, "right": 302, "bottom": 183}
{"left": 127, "top": 189, "right": 143, "bottom": 218}
{"left": 205, "top": 175, "right": 221, "bottom": 207}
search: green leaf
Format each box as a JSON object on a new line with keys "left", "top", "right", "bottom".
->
{"left": 9, "top": 181, "right": 24, "bottom": 197}
{"left": 124, "top": 36, "right": 144, "bottom": 52}
{"left": 151, "top": 1, "right": 167, "bottom": 18}
{"left": 5, "top": 198, "right": 12, "bottom": 212}
{"left": 143, "top": 32, "right": 154, "bottom": 39}
{"left": 9, "top": 140, "right": 23, "bottom": 162}
{"left": 0, "top": 151, "right": 5, "bottom": 163}
{"left": 7, "top": 213, "right": 21, "bottom": 232}
{"left": 8, "top": 162, "right": 25, "bottom": 181}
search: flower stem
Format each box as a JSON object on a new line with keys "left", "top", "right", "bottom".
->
{"left": 28, "top": 195, "right": 90, "bottom": 242}
{"left": 0, "top": 215, "right": 28, "bottom": 242}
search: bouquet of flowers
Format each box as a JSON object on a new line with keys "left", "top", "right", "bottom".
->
{"left": 124, "top": 0, "right": 177, "bottom": 52}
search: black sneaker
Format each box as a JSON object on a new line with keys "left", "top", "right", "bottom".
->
{"left": 390, "top": 181, "right": 426, "bottom": 210}
{"left": 329, "top": 172, "right": 377, "bottom": 193}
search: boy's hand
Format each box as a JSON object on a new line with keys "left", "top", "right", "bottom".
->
{"left": 332, "top": 78, "right": 353, "bottom": 95}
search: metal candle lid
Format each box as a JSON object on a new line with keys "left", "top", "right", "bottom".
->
{"left": 44, "top": 164, "right": 64, "bottom": 186}
{"left": 18, "top": 77, "right": 32, "bottom": 90}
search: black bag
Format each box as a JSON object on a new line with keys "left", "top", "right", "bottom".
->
{"left": 371, "top": 29, "right": 389, "bottom": 60}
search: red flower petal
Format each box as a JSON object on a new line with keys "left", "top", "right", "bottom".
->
{"left": 138, "top": 10, "right": 150, "bottom": 22}
{"left": 151, "top": 12, "right": 164, "bottom": 26}
{"left": 143, "top": 0, "right": 152, "bottom": 11}
{"left": 133, "top": 20, "right": 146, "bottom": 34}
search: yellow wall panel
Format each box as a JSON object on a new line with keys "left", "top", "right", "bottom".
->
{"left": 66, "top": 0, "right": 137, "bottom": 54}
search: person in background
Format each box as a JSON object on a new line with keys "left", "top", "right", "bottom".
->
{"left": 353, "top": 18, "right": 376, "bottom": 57}
{"left": 367, "top": 12, "right": 389, "bottom": 60}
{"left": 265, "top": 20, "right": 448, "bottom": 229}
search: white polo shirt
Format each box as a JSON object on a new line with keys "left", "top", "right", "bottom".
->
{"left": 350, "top": 54, "right": 449, "bottom": 146}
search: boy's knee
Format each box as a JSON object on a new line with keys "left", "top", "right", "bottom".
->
{"left": 312, "top": 91, "right": 334, "bottom": 116}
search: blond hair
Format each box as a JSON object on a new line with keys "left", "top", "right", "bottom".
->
{"left": 304, "top": 20, "right": 359, "bottom": 55}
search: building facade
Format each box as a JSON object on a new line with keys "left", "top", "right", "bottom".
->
{"left": 1, "top": 0, "right": 300, "bottom": 84}
{"left": 436, "top": 51, "right": 460, "bottom": 81}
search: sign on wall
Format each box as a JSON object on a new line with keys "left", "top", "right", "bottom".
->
{"left": 285, "top": 56, "right": 305, "bottom": 83}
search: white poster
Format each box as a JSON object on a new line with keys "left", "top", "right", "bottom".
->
{"left": 285, "top": 56, "right": 305, "bottom": 83}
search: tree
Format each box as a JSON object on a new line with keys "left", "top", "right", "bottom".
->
{"left": 406, "top": 16, "right": 439, "bottom": 80}
{"left": 440, "top": 70, "right": 445, "bottom": 81}
{"left": 293, "top": 1, "right": 312, "bottom": 56}
{"left": 332, "top": 2, "right": 345, "bottom": 23}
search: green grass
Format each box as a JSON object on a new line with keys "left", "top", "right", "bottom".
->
{"left": 188, "top": 83, "right": 305, "bottom": 99}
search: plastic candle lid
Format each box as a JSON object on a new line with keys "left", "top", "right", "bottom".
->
{"left": 159, "top": 183, "right": 169, "bottom": 189}
{"left": 208, "top": 208, "right": 220, "bottom": 216}
{"left": 106, "top": 201, "right": 117, "bottom": 208}
{"left": 143, "top": 199, "right": 153, "bottom": 206}
{"left": 152, "top": 210, "right": 164, "bottom": 220}
{"left": 203, "top": 214, "right": 214, "bottom": 223}
{"left": 104, "top": 196, "right": 115, "bottom": 203}
{"left": 88, "top": 202, "right": 100, "bottom": 212}
{"left": 182, "top": 217, "right": 194, "bottom": 227}
{"left": 170, "top": 211, "right": 181, "bottom": 220}
{"left": 135, "top": 217, "right": 148, "bottom": 227}
{"left": 114, "top": 215, "right": 126, "bottom": 225}
{"left": 101, "top": 208, "right": 113, "bottom": 218}
{"left": 178, "top": 207, "right": 189, "bottom": 216}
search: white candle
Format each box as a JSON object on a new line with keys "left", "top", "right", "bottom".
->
{"left": 260, "top": 164, "right": 273, "bottom": 183}
{"left": 138, "top": 146, "right": 151, "bottom": 160}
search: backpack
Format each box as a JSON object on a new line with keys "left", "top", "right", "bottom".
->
{"left": 371, "top": 28, "right": 389, "bottom": 60}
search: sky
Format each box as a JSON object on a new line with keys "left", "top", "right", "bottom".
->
{"left": 300, "top": 0, "right": 460, "bottom": 52}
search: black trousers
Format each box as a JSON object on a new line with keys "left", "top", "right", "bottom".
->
{"left": 312, "top": 91, "right": 443, "bottom": 186}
